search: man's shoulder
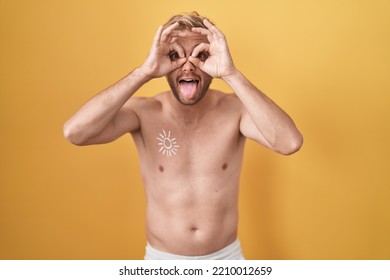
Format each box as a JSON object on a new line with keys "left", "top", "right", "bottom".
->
{"left": 129, "top": 92, "right": 168, "bottom": 110}
{"left": 209, "top": 88, "right": 236, "bottom": 98}
{"left": 210, "top": 89, "right": 241, "bottom": 107}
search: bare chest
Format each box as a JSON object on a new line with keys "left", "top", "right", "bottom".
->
{"left": 133, "top": 110, "right": 244, "bottom": 176}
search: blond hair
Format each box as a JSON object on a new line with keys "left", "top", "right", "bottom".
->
{"left": 163, "top": 11, "right": 213, "bottom": 29}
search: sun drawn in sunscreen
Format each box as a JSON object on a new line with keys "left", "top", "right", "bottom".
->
{"left": 157, "top": 129, "right": 180, "bottom": 157}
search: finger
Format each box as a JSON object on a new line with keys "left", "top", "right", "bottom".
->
{"left": 191, "top": 43, "right": 210, "bottom": 58}
{"left": 191, "top": 27, "right": 213, "bottom": 43}
{"left": 170, "top": 42, "right": 185, "bottom": 58}
{"left": 203, "top": 19, "right": 214, "bottom": 29}
{"left": 191, "top": 27, "right": 211, "bottom": 36}
{"left": 172, "top": 57, "right": 187, "bottom": 69}
{"left": 188, "top": 56, "right": 202, "bottom": 68}
{"left": 203, "top": 19, "right": 225, "bottom": 39}
{"left": 161, "top": 22, "right": 179, "bottom": 42}
{"left": 152, "top": 26, "right": 164, "bottom": 47}
{"left": 170, "top": 29, "right": 191, "bottom": 38}
{"left": 192, "top": 29, "right": 212, "bottom": 44}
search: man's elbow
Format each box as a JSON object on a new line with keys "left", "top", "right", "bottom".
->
{"left": 63, "top": 123, "right": 88, "bottom": 146}
{"left": 278, "top": 133, "right": 304, "bottom": 156}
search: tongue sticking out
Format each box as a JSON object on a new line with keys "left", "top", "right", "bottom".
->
{"left": 180, "top": 81, "right": 198, "bottom": 99}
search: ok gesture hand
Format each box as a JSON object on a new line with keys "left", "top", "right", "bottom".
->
{"left": 189, "top": 19, "right": 236, "bottom": 79}
{"left": 141, "top": 23, "right": 187, "bottom": 79}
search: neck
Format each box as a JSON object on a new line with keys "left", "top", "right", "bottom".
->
{"left": 168, "top": 90, "right": 213, "bottom": 125}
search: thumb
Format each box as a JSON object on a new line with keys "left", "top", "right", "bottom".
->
{"left": 172, "top": 57, "right": 187, "bottom": 69}
{"left": 188, "top": 56, "right": 202, "bottom": 68}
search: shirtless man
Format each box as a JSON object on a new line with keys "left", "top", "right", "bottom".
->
{"left": 63, "top": 12, "right": 303, "bottom": 260}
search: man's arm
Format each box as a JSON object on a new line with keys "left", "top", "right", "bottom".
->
{"left": 191, "top": 20, "right": 303, "bottom": 155}
{"left": 63, "top": 70, "right": 148, "bottom": 146}
{"left": 224, "top": 71, "right": 303, "bottom": 155}
{"left": 63, "top": 23, "right": 186, "bottom": 146}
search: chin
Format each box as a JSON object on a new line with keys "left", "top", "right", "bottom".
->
{"left": 174, "top": 92, "right": 203, "bottom": 105}
{"left": 166, "top": 76, "right": 212, "bottom": 106}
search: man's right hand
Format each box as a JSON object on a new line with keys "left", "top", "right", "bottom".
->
{"left": 140, "top": 23, "right": 187, "bottom": 79}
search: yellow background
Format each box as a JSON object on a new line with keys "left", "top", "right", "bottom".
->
{"left": 1, "top": 0, "right": 389, "bottom": 259}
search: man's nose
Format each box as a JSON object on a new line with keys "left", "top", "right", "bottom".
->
{"left": 182, "top": 58, "right": 195, "bottom": 72}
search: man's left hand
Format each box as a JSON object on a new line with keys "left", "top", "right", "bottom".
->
{"left": 190, "top": 19, "right": 237, "bottom": 79}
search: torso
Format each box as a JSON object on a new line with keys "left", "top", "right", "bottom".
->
{"left": 131, "top": 89, "right": 246, "bottom": 256}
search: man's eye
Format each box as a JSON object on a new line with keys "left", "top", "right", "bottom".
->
{"left": 197, "top": 51, "right": 209, "bottom": 62}
{"left": 169, "top": 51, "right": 180, "bottom": 61}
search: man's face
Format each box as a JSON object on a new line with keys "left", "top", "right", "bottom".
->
{"left": 166, "top": 30, "right": 212, "bottom": 105}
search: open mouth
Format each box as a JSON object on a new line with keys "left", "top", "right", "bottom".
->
{"left": 178, "top": 78, "right": 199, "bottom": 99}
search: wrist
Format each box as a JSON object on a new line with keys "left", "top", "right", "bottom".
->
{"left": 221, "top": 67, "right": 241, "bottom": 84}
{"left": 134, "top": 65, "right": 154, "bottom": 83}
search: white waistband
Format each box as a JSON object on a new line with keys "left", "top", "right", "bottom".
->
{"left": 144, "top": 239, "right": 245, "bottom": 260}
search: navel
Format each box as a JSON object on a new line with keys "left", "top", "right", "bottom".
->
{"left": 190, "top": 227, "right": 199, "bottom": 233}
{"left": 159, "top": 165, "right": 164, "bottom": 172}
